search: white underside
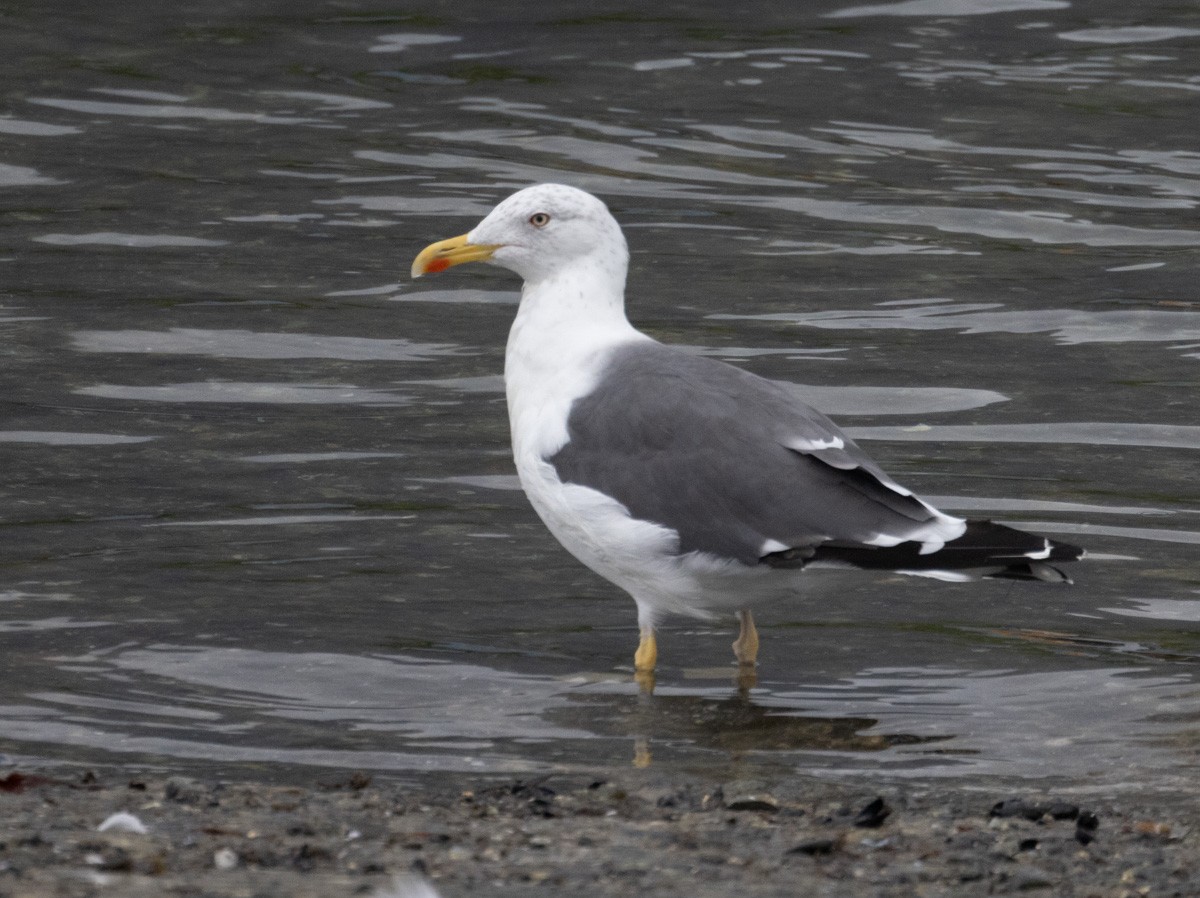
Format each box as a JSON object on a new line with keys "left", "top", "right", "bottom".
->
{"left": 517, "top": 458, "right": 800, "bottom": 628}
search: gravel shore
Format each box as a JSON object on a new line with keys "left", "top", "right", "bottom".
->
{"left": 1, "top": 766, "right": 1196, "bottom": 897}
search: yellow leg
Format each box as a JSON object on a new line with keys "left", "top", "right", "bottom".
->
{"left": 732, "top": 609, "right": 759, "bottom": 667}
{"left": 634, "top": 626, "right": 657, "bottom": 693}
{"left": 634, "top": 626, "right": 658, "bottom": 672}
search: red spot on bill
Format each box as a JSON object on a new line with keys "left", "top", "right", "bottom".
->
{"left": 425, "top": 258, "right": 450, "bottom": 274}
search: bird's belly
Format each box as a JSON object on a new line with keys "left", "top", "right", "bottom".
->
{"left": 518, "top": 456, "right": 676, "bottom": 583}
{"left": 516, "top": 456, "right": 791, "bottom": 620}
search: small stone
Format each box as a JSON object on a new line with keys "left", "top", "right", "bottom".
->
{"left": 373, "top": 874, "right": 443, "bottom": 898}
{"left": 1047, "top": 802, "right": 1079, "bottom": 821}
{"left": 97, "top": 811, "right": 148, "bottom": 834}
{"left": 1133, "top": 820, "right": 1171, "bottom": 837}
{"left": 1076, "top": 811, "right": 1100, "bottom": 846}
{"left": 853, "top": 797, "right": 891, "bottom": 828}
{"left": 89, "top": 848, "right": 132, "bottom": 872}
{"left": 213, "top": 847, "right": 238, "bottom": 871}
{"left": 1011, "top": 864, "right": 1054, "bottom": 890}
{"left": 726, "top": 794, "right": 779, "bottom": 812}
{"left": 990, "top": 799, "right": 1045, "bottom": 821}
{"left": 164, "top": 777, "right": 208, "bottom": 805}
{"left": 788, "top": 837, "right": 838, "bottom": 856}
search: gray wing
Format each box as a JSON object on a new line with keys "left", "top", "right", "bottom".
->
{"left": 548, "top": 342, "right": 945, "bottom": 564}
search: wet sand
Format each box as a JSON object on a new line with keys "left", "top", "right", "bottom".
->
{"left": 2, "top": 765, "right": 1196, "bottom": 896}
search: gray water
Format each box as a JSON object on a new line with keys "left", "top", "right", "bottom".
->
{"left": 2, "top": 0, "right": 1199, "bottom": 790}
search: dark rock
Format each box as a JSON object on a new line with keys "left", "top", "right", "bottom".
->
{"left": 853, "top": 797, "right": 891, "bottom": 828}
{"left": 0, "top": 772, "right": 57, "bottom": 793}
{"left": 317, "top": 771, "right": 372, "bottom": 791}
{"left": 1047, "top": 802, "right": 1079, "bottom": 821}
{"left": 1076, "top": 811, "right": 1100, "bottom": 845}
{"left": 990, "top": 799, "right": 1046, "bottom": 821}
{"left": 788, "top": 838, "right": 838, "bottom": 856}
{"left": 291, "top": 842, "right": 333, "bottom": 872}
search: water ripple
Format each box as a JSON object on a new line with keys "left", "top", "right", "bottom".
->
{"left": 73, "top": 328, "right": 460, "bottom": 361}
{"left": 369, "top": 33, "right": 462, "bottom": 53}
{"left": 28, "top": 96, "right": 324, "bottom": 126}
{"left": 828, "top": 0, "right": 1068, "bottom": 17}
{"left": 716, "top": 301, "right": 1200, "bottom": 347}
{"left": 0, "top": 117, "right": 80, "bottom": 136}
{"left": 0, "top": 163, "right": 64, "bottom": 187}
{"left": 76, "top": 382, "right": 409, "bottom": 405}
{"left": 1059, "top": 27, "right": 1200, "bottom": 44}
{"left": 34, "top": 233, "right": 225, "bottom": 247}
{"left": 0, "top": 431, "right": 155, "bottom": 446}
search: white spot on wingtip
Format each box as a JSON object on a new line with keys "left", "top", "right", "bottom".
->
{"left": 1024, "top": 539, "right": 1053, "bottom": 560}
{"left": 788, "top": 435, "right": 845, "bottom": 452}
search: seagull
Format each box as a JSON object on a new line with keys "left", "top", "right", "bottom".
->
{"left": 411, "top": 183, "right": 1083, "bottom": 683}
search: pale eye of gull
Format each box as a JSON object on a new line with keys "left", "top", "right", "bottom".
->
{"left": 528, "top": 212, "right": 550, "bottom": 228}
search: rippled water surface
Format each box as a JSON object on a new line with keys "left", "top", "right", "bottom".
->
{"left": 2, "top": 0, "right": 1198, "bottom": 790}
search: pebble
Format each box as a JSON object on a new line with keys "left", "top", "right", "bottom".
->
{"left": 1011, "top": 864, "right": 1055, "bottom": 890}
{"left": 96, "top": 811, "right": 148, "bottom": 834}
{"left": 0, "top": 769, "right": 1194, "bottom": 896}
{"left": 788, "top": 837, "right": 838, "bottom": 856}
{"left": 725, "top": 795, "right": 779, "bottom": 812}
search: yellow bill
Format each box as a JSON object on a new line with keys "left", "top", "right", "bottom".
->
{"left": 410, "top": 233, "right": 500, "bottom": 278}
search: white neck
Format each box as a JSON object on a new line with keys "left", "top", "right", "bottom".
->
{"left": 506, "top": 258, "right": 639, "bottom": 370}
{"left": 503, "top": 257, "right": 646, "bottom": 463}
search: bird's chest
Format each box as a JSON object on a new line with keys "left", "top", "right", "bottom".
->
{"left": 503, "top": 316, "right": 631, "bottom": 465}
{"left": 503, "top": 331, "right": 644, "bottom": 562}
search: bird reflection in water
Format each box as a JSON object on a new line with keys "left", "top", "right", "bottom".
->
{"left": 547, "top": 684, "right": 950, "bottom": 769}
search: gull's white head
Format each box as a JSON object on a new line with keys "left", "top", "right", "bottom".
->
{"left": 411, "top": 184, "right": 628, "bottom": 286}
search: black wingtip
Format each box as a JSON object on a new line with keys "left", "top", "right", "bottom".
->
{"left": 763, "top": 520, "right": 1084, "bottom": 580}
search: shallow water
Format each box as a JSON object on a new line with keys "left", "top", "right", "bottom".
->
{"left": 1, "top": 0, "right": 1198, "bottom": 790}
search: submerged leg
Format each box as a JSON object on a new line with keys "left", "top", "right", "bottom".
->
{"left": 634, "top": 624, "right": 657, "bottom": 693}
{"left": 732, "top": 609, "right": 759, "bottom": 692}
{"left": 732, "top": 609, "right": 759, "bottom": 667}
